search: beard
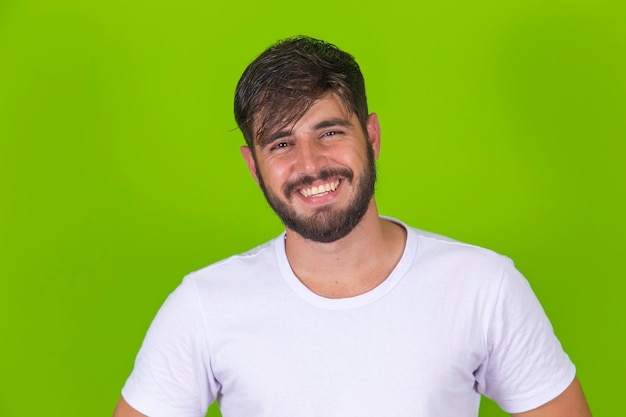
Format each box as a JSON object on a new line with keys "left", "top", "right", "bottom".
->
{"left": 256, "top": 143, "right": 377, "bottom": 243}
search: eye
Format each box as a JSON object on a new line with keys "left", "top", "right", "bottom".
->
{"left": 322, "top": 130, "right": 341, "bottom": 138}
{"left": 270, "top": 141, "right": 291, "bottom": 151}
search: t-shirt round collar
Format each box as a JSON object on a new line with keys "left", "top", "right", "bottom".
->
{"left": 274, "top": 217, "right": 418, "bottom": 310}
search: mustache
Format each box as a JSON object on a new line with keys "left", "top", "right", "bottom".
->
{"left": 283, "top": 167, "right": 353, "bottom": 197}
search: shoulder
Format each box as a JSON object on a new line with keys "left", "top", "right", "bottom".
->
{"left": 187, "top": 235, "right": 281, "bottom": 282}
{"left": 388, "top": 221, "right": 530, "bottom": 309}
{"left": 407, "top": 225, "right": 513, "bottom": 274}
{"left": 173, "top": 235, "right": 286, "bottom": 308}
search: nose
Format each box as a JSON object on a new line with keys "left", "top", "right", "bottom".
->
{"left": 294, "top": 139, "right": 328, "bottom": 175}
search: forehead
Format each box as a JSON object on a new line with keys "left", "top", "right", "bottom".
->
{"left": 294, "top": 93, "right": 352, "bottom": 126}
{"left": 253, "top": 93, "right": 353, "bottom": 143}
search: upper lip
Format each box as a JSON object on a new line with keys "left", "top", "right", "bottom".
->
{"left": 284, "top": 168, "right": 353, "bottom": 197}
{"left": 298, "top": 179, "right": 341, "bottom": 197}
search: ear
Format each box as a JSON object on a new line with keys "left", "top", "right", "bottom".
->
{"left": 366, "top": 113, "right": 381, "bottom": 160}
{"left": 240, "top": 145, "right": 260, "bottom": 185}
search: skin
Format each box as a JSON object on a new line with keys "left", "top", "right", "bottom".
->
{"left": 249, "top": 100, "right": 377, "bottom": 244}
{"left": 512, "top": 377, "right": 591, "bottom": 417}
{"left": 113, "top": 93, "right": 592, "bottom": 416}
{"left": 241, "top": 93, "right": 405, "bottom": 298}
{"left": 112, "top": 398, "right": 146, "bottom": 417}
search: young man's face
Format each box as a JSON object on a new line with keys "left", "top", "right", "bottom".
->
{"left": 241, "top": 93, "right": 381, "bottom": 243}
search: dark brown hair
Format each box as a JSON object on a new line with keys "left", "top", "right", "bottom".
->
{"left": 234, "top": 36, "right": 368, "bottom": 150}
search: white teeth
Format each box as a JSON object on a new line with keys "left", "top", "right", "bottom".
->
{"left": 300, "top": 180, "right": 340, "bottom": 198}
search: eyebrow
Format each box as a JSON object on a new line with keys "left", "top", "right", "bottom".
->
{"left": 258, "top": 118, "right": 355, "bottom": 149}
{"left": 312, "top": 118, "right": 354, "bottom": 131}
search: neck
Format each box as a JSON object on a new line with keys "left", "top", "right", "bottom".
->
{"left": 284, "top": 200, "right": 406, "bottom": 298}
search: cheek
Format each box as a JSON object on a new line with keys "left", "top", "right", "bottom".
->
{"left": 258, "top": 161, "right": 291, "bottom": 187}
{"left": 339, "top": 148, "right": 369, "bottom": 170}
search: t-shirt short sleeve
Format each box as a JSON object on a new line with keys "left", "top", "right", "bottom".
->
{"left": 121, "top": 276, "right": 219, "bottom": 417}
{"left": 474, "top": 258, "right": 576, "bottom": 413}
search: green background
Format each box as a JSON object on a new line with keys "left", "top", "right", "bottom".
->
{"left": 1, "top": 0, "right": 624, "bottom": 416}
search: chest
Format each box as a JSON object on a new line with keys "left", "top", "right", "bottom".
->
{"left": 207, "top": 293, "right": 487, "bottom": 416}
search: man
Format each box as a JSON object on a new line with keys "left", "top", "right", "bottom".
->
{"left": 114, "top": 36, "right": 592, "bottom": 417}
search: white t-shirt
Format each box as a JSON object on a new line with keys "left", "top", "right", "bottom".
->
{"left": 122, "top": 220, "right": 575, "bottom": 417}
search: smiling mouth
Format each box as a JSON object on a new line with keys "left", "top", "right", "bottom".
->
{"left": 299, "top": 179, "right": 341, "bottom": 198}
